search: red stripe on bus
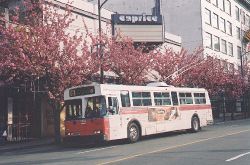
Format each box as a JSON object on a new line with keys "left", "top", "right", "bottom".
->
{"left": 119, "top": 105, "right": 211, "bottom": 114}
{"left": 179, "top": 105, "right": 211, "bottom": 111}
{"left": 120, "top": 109, "right": 148, "bottom": 114}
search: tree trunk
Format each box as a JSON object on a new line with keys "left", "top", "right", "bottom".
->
{"left": 54, "top": 106, "right": 61, "bottom": 144}
{"left": 53, "top": 103, "right": 65, "bottom": 144}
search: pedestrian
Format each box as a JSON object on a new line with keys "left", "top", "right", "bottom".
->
{"left": 0, "top": 122, "right": 7, "bottom": 144}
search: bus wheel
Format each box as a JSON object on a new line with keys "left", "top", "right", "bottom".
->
{"left": 127, "top": 123, "right": 140, "bottom": 143}
{"left": 191, "top": 116, "right": 200, "bottom": 133}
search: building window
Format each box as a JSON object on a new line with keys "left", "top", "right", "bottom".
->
{"left": 242, "top": 30, "right": 246, "bottom": 40}
{"left": 229, "top": 63, "right": 234, "bottom": 73}
{"left": 205, "top": 8, "right": 211, "bottom": 25}
{"left": 213, "top": 36, "right": 220, "bottom": 51}
{"left": 237, "top": 46, "right": 241, "bottom": 59}
{"left": 246, "top": 15, "right": 250, "bottom": 27}
{"left": 132, "top": 92, "right": 152, "bottom": 106}
{"left": 179, "top": 93, "right": 193, "bottom": 105}
{"left": 235, "top": 6, "right": 240, "bottom": 21}
{"left": 242, "top": 11, "right": 246, "bottom": 25}
{"left": 212, "top": 0, "right": 218, "bottom": 7}
{"left": 225, "top": 0, "right": 231, "bottom": 15}
{"left": 219, "top": 0, "right": 225, "bottom": 11}
{"left": 226, "top": 21, "right": 232, "bottom": 35}
{"left": 0, "top": 6, "right": 5, "bottom": 18}
{"left": 219, "top": 17, "right": 226, "bottom": 32}
{"left": 222, "top": 60, "right": 228, "bottom": 72}
{"left": 221, "top": 39, "right": 227, "bottom": 54}
{"left": 228, "top": 42, "right": 233, "bottom": 56}
{"left": 236, "top": 27, "right": 240, "bottom": 39}
{"left": 154, "top": 92, "right": 171, "bottom": 106}
{"left": 212, "top": 13, "right": 219, "bottom": 28}
{"left": 205, "top": 32, "right": 212, "bottom": 48}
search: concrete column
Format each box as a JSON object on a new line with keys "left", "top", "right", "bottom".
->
{"left": 7, "top": 97, "right": 13, "bottom": 141}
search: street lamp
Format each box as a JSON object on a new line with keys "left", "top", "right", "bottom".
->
{"left": 88, "top": 0, "right": 108, "bottom": 83}
{"left": 97, "top": 0, "right": 108, "bottom": 84}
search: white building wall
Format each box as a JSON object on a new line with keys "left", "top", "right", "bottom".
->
{"left": 55, "top": 0, "right": 113, "bottom": 38}
{"left": 163, "top": 0, "right": 203, "bottom": 52}
{"left": 201, "top": 0, "right": 250, "bottom": 68}
{"left": 161, "top": 32, "right": 182, "bottom": 53}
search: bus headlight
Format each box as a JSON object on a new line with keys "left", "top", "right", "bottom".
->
{"left": 94, "top": 130, "right": 101, "bottom": 134}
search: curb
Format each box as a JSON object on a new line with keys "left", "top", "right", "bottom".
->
{"left": 213, "top": 118, "right": 250, "bottom": 125}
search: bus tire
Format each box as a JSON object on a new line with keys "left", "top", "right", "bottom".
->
{"left": 191, "top": 116, "right": 200, "bottom": 133}
{"left": 127, "top": 123, "right": 140, "bottom": 143}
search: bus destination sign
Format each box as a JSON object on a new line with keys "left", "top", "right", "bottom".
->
{"left": 69, "top": 86, "right": 95, "bottom": 97}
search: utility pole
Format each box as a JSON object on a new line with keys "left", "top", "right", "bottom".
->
{"left": 97, "top": 0, "right": 108, "bottom": 84}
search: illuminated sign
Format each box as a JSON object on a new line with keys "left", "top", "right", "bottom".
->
{"left": 69, "top": 86, "right": 95, "bottom": 97}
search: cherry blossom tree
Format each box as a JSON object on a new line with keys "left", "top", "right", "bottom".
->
{"left": 0, "top": 0, "right": 98, "bottom": 142}
{"left": 173, "top": 57, "right": 245, "bottom": 98}
{"left": 104, "top": 37, "right": 154, "bottom": 84}
{"left": 152, "top": 46, "right": 246, "bottom": 98}
{"left": 152, "top": 47, "right": 203, "bottom": 84}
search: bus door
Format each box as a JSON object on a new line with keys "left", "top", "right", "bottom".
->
{"left": 107, "top": 96, "right": 123, "bottom": 140}
{"left": 171, "top": 92, "right": 179, "bottom": 106}
{"left": 170, "top": 92, "right": 181, "bottom": 120}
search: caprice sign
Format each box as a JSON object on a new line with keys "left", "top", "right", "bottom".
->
{"left": 112, "top": 13, "right": 164, "bottom": 43}
{"left": 118, "top": 14, "right": 159, "bottom": 24}
{"left": 112, "top": 14, "right": 163, "bottom": 25}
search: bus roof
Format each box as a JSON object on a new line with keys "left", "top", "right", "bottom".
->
{"left": 64, "top": 83, "right": 208, "bottom": 100}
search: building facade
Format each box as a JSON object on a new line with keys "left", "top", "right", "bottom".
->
{"left": 164, "top": 0, "right": 250, "bottom": 72}
{"left": 104, "top": 0, "right": 250, "bottom": 71}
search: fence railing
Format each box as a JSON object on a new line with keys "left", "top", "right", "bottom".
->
{"left": 7, "top": 123, "right": 32, "bottom": 142}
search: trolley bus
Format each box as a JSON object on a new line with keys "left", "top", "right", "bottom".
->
{"left": 64, "top": 82, "right": 213, "bottom": 143}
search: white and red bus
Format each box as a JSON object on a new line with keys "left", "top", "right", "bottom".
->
{"left": 64, "top": 82, "right": 213, "bottom": 143}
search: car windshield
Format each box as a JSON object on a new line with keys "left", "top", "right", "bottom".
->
{"left": 84, "top": 96, "right": 107, "bottom": 118}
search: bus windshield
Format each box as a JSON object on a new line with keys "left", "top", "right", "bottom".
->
{"left": 84, "top": 96, "right": 107, "bottom": 118}
{"left": 65, "top": 99, "right": 82, "bottom": 120}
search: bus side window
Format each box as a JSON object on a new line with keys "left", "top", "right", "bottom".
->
{"left": 120, "top": 91, "right": 131, "bottom": 107}
{"left": 171, "top": 92, "right": 179, "bottom": 106}
{"left": 108, "top": 97, "right": 119, "bottom": 115}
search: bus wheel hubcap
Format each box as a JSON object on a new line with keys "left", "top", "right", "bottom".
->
{"left": 193, "top": 119, "right": 198, "bottom": 130}
{"left": 130, "top": 127, "right": 137, "bottom": 139}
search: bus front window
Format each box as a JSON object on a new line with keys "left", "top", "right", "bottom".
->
{"left": 65, "top": 99, "right": 82, "bottom": 120}
{"left": 85, "top": 96, "right": 107, "bottom": 118}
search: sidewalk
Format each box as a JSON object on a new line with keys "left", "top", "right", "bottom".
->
{"left": 0, "top": 138, "right": 55, "bottom": 153}
{"left": 213, "top": 112, "right": 248, "bottom": 124}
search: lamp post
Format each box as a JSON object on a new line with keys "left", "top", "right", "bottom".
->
{"left": 240, "top": 50, "right": 249, "bottom": 118}
{"left": 97, "top": 0, "right": 108, "bottom": 84}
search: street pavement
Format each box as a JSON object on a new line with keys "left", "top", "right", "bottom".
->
{"left": 0, "top": 119, "right": 249, "bottom": 165}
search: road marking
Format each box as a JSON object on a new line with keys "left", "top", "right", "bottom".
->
{"left": 97, "top": 129, "right": 250, "bottom": 165}
{"left": 226, "top": 152, "right": 250, "bottom": 162}
{"left": 76, "top": 146, "right": 117, "bottom": 154}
